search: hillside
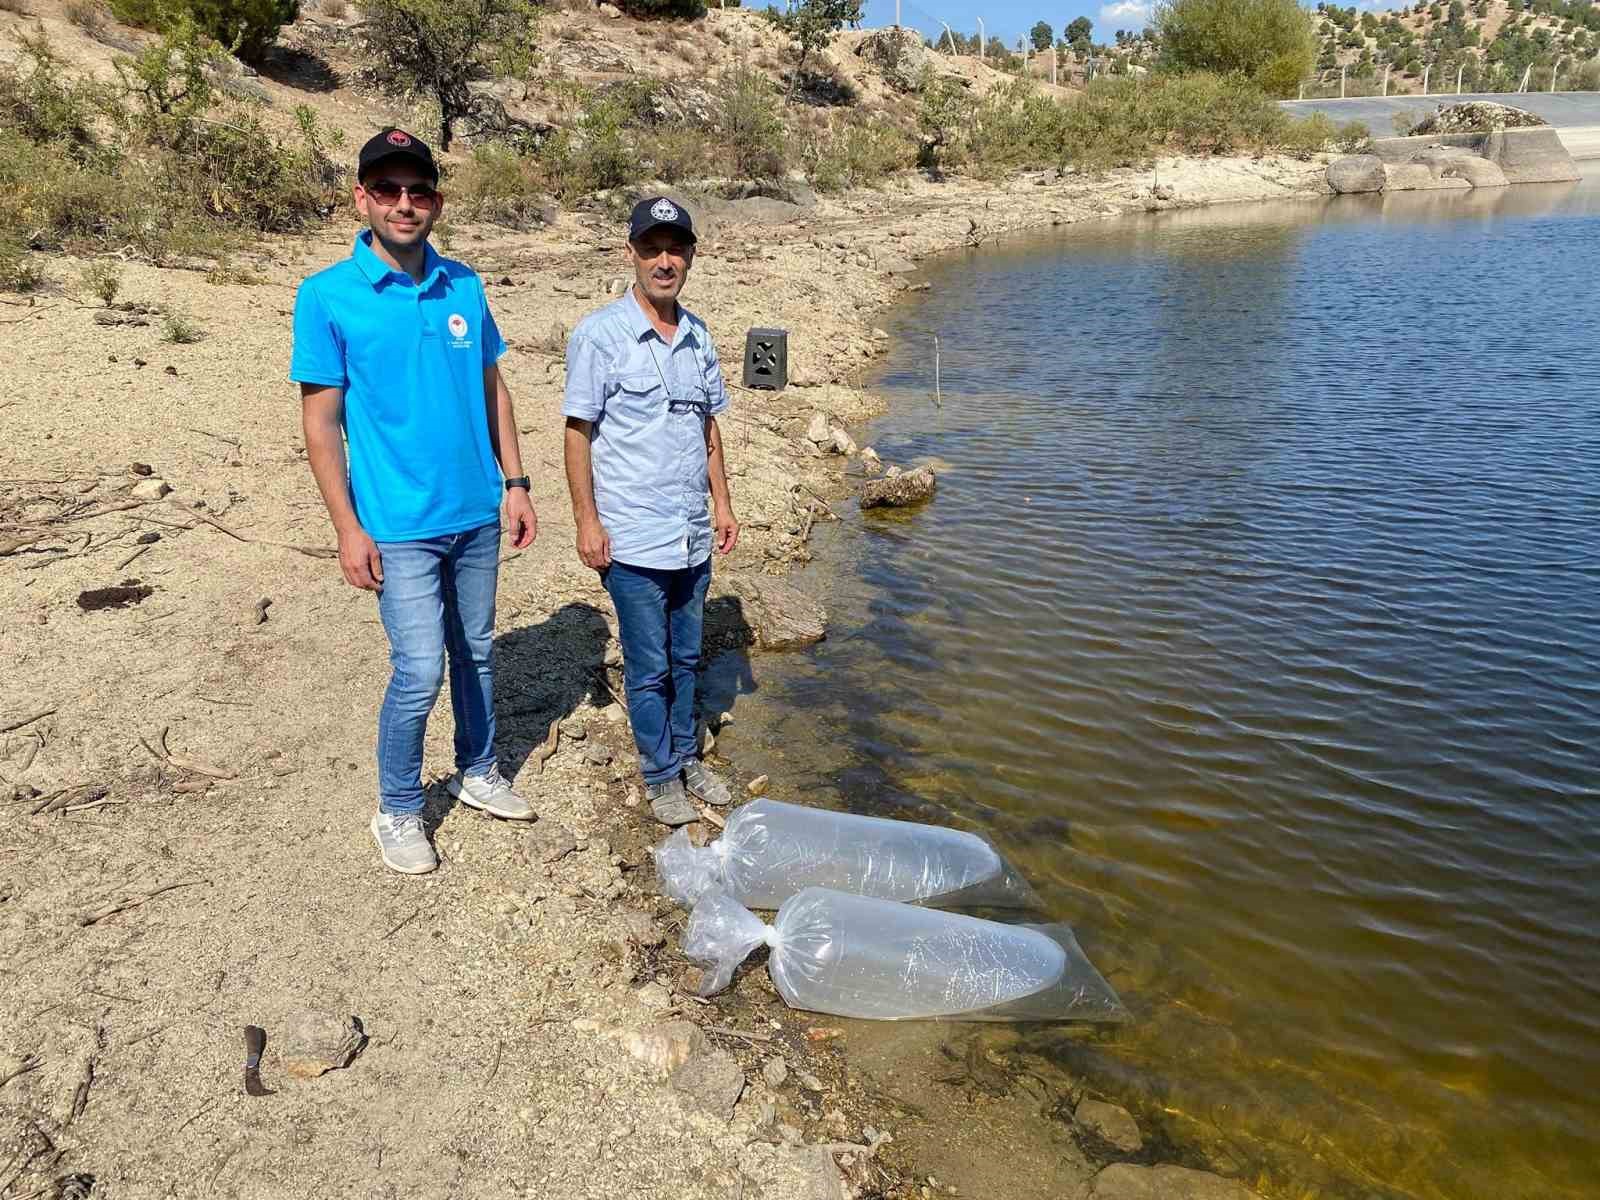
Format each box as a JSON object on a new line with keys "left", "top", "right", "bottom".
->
{"left": 1311, "top": 0, "right": 1600, "bottom": 97}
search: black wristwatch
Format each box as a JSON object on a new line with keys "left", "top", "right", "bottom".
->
{"left": 503, "top": 476, "right": 530, "bottom": 492}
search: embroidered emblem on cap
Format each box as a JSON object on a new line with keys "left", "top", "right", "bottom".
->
{"left": 650, "top": 198, "right": 679, "bottom": 222}
{"left": 447, "top": 313, "right": 468, "bottom": 338}
{"left": 386, "top": 129, "right": 412, "bottom": 147}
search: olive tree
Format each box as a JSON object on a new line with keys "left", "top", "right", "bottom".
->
{"left": 358, "top": 0, "right": 539, "bottom": 150}
{"left": 1153, "top": 0, "right": 1315, "bottom": 95}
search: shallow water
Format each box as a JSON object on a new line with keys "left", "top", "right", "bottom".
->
{"left": 707, "top": 178, "right": 1600, "bottom": 1199}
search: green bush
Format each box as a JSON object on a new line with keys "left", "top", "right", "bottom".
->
{"left": 0, "top": 27, "right": 338, "bottom": 263}
{"left": 1154, "top": 0, "right": 1317, "bottom": 95}
{"left": 162, "top": 310, "right": 205, "bottom": 342}
{"left": 109, "top": 0, "right": 299, "bottom": 64}
{"left": 451, "top": 143, "right": 555, "bottom": 227}
{"left": 716, "top": 66, "right": 785, "bottom": 178}
{"left": 0, "top": 238, "right": 45, "bottom": 292}
{"left": 81, "top": 259, "right": 123, "bottom": 304}
{"left": 804, "top": 114, "right": 915, "bottom": 190}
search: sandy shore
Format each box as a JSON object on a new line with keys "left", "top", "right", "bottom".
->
{"left": 0, "top": 154, "right": 1327, "bottom": 1200}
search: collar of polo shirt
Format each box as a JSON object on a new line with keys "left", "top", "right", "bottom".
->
{"left": 625, "top": 286, "right": 699, "bottom": 347}
{"left": 352, "top": 229, "right": 446, "bottom": 290}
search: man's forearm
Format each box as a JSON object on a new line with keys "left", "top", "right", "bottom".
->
{"left": 304, "top": 420, "right": 361, "bottom": 535}
{"left": 487, "top": 369, "right": 526, "bottom": 479}
{"left": 563, "top": 422, "right": 600, "bottom": 524}
{"left": 707, "top": 417, "right": 733, "bottom": 513}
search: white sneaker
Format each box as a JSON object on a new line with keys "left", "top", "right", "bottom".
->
{"left": 447, "top": 764, "right": 535, "bottom": 821}
{"left": 370, "top": 813, "right": 438, "bottom": 875}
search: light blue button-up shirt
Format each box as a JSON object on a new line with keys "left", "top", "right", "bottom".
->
{"left": 563, "top": 290, "right": 730, "bottom": 570}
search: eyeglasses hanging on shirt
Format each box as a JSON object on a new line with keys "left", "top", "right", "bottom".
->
{"left": 645, "top": 337, "right": 713, "bottom": 418}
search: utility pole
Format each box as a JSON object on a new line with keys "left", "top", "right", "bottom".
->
{"left": 1051, "top": 47, "right": 1057, "bottom": 86}
{"left": 1422, "top": 64, "right": 1430, "bottom": 94}
{"left": 1382, "top": 62, "right": 1391, "bottom": 95}
{"left": 977, "top": 16, "right": 985, "bottom": 61}
{"left": 1456, "top": 64, "right": 1463, "bottom": 93}
{"left": 1552, "top": 56, "right": 1564, "bottom": 91}
{"left": 1340, "top": 65, "right": 1346, "bottom": 98}
{"left": 1519, "top": 63, "right": 1531, "bottom": 91}
{"left": 894, "top": 0, "right": 899, "bottom": 27}
{"left": 939, "top": 20, "right": 954, "bottom": 53}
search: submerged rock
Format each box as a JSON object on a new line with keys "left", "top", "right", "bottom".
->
{"left": 711, "top": 574, "right": 827, "bottom": 650}
{"left": 860, "top": 465, "right": 936, "bottom": 510}
{"left": 1089, "top": 1163, "right": 1262, "bottom": 1200}
{"left": 1076, "top": 1098, "right": 1143, "bottom": 1153}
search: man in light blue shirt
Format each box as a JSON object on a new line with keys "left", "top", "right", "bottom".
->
{"left": 291, "top": 127, "right": 539, "bottom": 875}
{"left": 563, "top": 197, "right": 739, "bottom": 826}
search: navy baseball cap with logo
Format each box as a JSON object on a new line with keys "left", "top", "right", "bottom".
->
{"left": 628, "top": 195, "right": 696, "bottom": 244}
{"left": 357, "top": 127, "right": 438, "bottom": 183}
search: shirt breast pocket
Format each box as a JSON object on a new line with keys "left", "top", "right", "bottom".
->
{"left": 610, "top": 373, "right": 665, "bottom": 421}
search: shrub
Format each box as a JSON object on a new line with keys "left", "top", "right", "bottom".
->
{"left": 1154, "top": 0, "right": 1316, "bottom": 95}
{"left": 162, "top": 311, "right": 204, "bottom": 342}
{"left": 65, "top": 0, "right": 109, "bottom": 32}
{"left": 358, "top": 0, "right": 540, "bottom": 149}
{"left": 0, "top": 0, "right": 28, "bottom": 14}
{"left": 81, "top": 259, "right": 123, "bottom": 304}
{"left": 108, "top": 0, "right": 300, "bottom": 64}
{"left": 915, "top": 71, "right": 973, "bottom": 171}
{"left": 1, "top": 26, "right": 338, "bottom": 259}
{"left": 716, "top": 66, "right": 785, "bottom": 177}
{"left": 452, "top": 142, "right": 557, "bottom": 226}
{"left": 804, "top": 113, "right": 915, "bottom": 190}
{"left": 0, "top": 239, "right": 44, "bottom": 292}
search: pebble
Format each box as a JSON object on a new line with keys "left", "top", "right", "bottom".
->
{"left": 634, "top": 981, "right": 672, "bottom": 1010}
{"left": 797, "top": 1071, "right": 824, "bottom": 1092}
{"left": 583, "top": 743, "right": 613, "bottom": 767}
{"left": 130, "top": 478, "right": 171, "bottom": 500}
{"left": 761, "top": 1056, "right": 788, "bottom": 1088}
{"left": 746, "top": 774, "right": 769, "bottom": 797}
{"left": 558, "top": 716, "right": 587, "bottom": 740}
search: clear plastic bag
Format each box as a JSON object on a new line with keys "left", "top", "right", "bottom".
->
{"left": 684, "top": 887, "right": 1129, "bottom": 1023}
{"left": 653, "top": 798, "right": 1040, "bottom": 911}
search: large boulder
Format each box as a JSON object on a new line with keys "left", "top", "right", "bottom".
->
{"left": 1326, "top": 154, "right": 1385, "bottom": 194}
{"left": 854, "top": 27, "right": 933, "bottom": 92}
{"left": 1412, "top": 101, "right": 1548, "bottom": 135}
{"left": 1411, "top": 148, "right": 1508, "bottom": 188}
{"left": 1492, "top": 127, "right": 1582, "bottom": 184}
{"left": 1383, "top": 162, "right": 1470, "bottom": 191}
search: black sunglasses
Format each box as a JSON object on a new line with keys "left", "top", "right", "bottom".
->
{"left": 363, "top": 179, "right": 440, "bottom": 209}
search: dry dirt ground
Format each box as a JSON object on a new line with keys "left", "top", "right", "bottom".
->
{"left": 0, "top": 7, "right": 1331, "bottom": 1187}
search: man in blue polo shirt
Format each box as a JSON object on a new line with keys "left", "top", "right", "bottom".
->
{"left": 563, "top": 197, "right": 738, "bottom": 827}
{"left": 290, "top": 127, "right": 538, "bottom": 875}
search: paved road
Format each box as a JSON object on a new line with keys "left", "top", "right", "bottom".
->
{"left": 1279, "top": 93, "right": 1600, "bottom": 158}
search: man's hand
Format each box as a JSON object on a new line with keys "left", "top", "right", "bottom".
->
{"left": 337, "top": 525, "right": 384, "bottom": 590}
{"left": 505, "top": 489, "right": 538, "bottom": 550}
{"left": 714, "top": 504, "right": 740, "bottom": 556}
{"left": 576, "top": 517, "right": 612, "bottom": 570}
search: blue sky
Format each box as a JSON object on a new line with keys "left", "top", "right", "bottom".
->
{"left": 851, "top": 0, "right": 1398, "bottom": 56}
{"left": 854, "top": 0, "right": 1162, "bottom": 50}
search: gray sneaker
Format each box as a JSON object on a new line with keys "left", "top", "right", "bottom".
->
{"left": 447, "top": 764, "right": 535, "bottom": 821}
{"left": 645, "top": 777, "right": 697, "bottom": 826}
{"left": 682, "top": 759, "right": 731, "bottom": 807}
{"left": 370, "top": 812, "right": 438, "bottom": 875}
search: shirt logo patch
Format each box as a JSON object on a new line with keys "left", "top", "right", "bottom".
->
{"left": 650, "top": 199, "right": 679, "bottom": 222}
{"left": 446, "top": 312, "right": 472, "bottom": 350}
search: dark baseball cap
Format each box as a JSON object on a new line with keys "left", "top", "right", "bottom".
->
{"left": 628, "top": 195, "right": 696, "bottom": 244}
{"left": 357, "top": 127, "right": 438, "bottom": 183}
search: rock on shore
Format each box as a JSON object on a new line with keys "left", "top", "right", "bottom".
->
{"left": 859, "top": 465, "right": 936, "bottom": 510}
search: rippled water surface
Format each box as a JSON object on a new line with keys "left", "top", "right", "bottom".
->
{"left": 710, "top": 180, "right": 1600, "bottom": 1199}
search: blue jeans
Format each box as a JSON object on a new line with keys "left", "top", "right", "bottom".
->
{"left": 374, "top": 522, "right": 499, "bottom": 816}
{"left": 603, "top": 558, "right": 711, "bottom": 785}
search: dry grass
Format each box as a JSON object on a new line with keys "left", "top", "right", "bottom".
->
{"left": 65, "top": 0, "right": 108, "bottom": 31}
{"left": 0, "top": 0, "right": 30, "bottom": 15}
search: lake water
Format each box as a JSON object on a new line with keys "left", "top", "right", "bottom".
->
{"left": 707, "top": 178, "right": 1600, "bottom": 1199}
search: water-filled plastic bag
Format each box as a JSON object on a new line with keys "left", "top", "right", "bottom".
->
{"left": 683, "top": 887, "right": 1128, "bottom": 1023}
{"left": 653, "top": 798, "right": 1039, "bottom": 910}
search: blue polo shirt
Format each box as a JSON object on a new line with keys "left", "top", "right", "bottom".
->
{"left": 289, "top": 231, "right": 507, "bottom": 542}
{"left": 562, "top": 290, "right": 730, "bottom": 570}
